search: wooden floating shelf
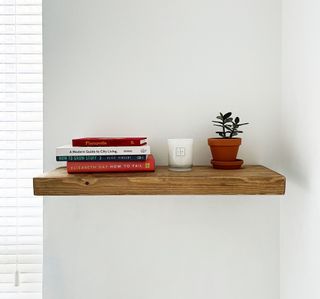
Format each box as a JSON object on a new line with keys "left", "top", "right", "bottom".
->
{"left": 33, "top": 165, "right": 285, "bottom": 196}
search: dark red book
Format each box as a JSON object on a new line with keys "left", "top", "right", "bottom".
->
{"left": 67, "top": 155, "right": 155, "bottom": 173}
{"left": 72, "top": 137, "right": 147, "bottom": 147}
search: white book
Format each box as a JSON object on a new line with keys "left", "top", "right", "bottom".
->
{"left": 56, "top": 145, "right": 151, "bottom": 157}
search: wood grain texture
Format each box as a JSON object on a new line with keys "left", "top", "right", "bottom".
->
{"left": 33, "top": 165, "right": 285, "bottom": 196}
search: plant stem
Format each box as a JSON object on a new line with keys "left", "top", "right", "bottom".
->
{"left": 229, "top": 125, "right": 235, "bottom": 138}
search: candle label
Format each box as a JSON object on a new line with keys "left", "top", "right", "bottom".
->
{"left": 175, "top": 147, "right": 186, "bottom": 156}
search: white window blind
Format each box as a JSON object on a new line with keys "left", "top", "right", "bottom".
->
{"left": 0, "top": 0, "right": 42, "bottom": 298}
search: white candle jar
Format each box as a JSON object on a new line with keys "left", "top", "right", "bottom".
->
{"left": 168, "top": 139, "right": 194, "bottom": 171}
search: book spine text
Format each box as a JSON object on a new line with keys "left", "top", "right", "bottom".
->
{"left": 56, "top": 155, "right": 147, "bottom": 162}
{"left": 56, "top": 145, "right": 150, "bottom": 157}
{"left": 67, "top": 156, "right": 155, "bottom": 173}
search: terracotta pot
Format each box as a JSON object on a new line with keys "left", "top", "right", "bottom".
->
{"left": 208, "top": 138, "right": 241, "bottom": 161}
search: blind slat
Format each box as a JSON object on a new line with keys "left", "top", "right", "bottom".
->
{"left": 0, "top": 0, "right": 42, "bottom": 297}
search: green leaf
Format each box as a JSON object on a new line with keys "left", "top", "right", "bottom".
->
{"left": 235, "top": 117, "right": 240, "bottom": 124}
{"left": 225, "top": 117, "right": 233, "bottom": 123}
{"left": 238, "top": 122, "right": 249, "bottom": 126}
{"left": 212, "top": 120, "right": 223, "bottom": 124}
{"left": 224, "top": 112, "right": 232, "bottom": 119}
{"left": 217, "top": 116, "right": 223, "bottom": 120}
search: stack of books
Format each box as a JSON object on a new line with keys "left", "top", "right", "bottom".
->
{"left": 56, "top": 137, "right": 155, "bottom": 173}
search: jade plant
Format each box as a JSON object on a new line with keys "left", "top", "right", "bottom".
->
{"left": 212, "top": 112, "right": 249, "bottom": 138}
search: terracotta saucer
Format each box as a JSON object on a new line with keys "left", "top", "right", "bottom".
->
{"left": 211, "top": 159, "right": 244, "bottom": 170}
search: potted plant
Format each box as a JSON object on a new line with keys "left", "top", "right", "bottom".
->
{"left": 208, "top": 112, "right": 249, "bottom": 169}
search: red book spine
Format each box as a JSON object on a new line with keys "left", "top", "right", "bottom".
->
{"left": 72, "top": 138, "right": 147, "bottom": 147}
{"left": 67, "top": 155, "right": 155, "bottom": 173}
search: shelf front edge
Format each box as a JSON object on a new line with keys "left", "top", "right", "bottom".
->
{"left": 33, "top": 166, "right": 286, "bottom": 196}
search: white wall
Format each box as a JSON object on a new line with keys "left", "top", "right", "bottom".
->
{"left": 44, "top": 0, "right": 281, "bottom": 168}
{"left": 280, "top": 0, "right": 320, "bottom": 298}
{"left": 43, "top": 0, "right": 281, "bottom": 298}
{"left": 44, "top": 197, "right": 279, "bottom": 299}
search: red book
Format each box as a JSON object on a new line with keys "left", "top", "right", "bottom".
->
{"left": 72, "top": 137, "right": 147, "bottom": 147}
{"left": 67, "top": 154, "right": 155, "bottom": 173}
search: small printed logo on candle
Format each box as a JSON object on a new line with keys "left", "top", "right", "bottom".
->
{"left": 175, "top": 147, "right": 185, "bottom": 156}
